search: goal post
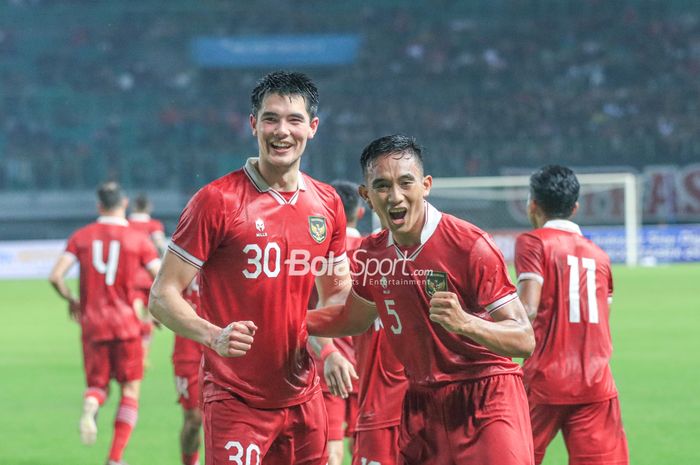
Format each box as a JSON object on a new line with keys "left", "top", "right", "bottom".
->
{"left": 425, "top": 172, "right": 641, "bottom": 266}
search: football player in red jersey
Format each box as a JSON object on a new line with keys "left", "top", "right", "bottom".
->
{"left": 150, "top": 71, "right": 352, "bottom": 465}
{"left": 49, "top": 182, "right": 161, "bottom": 465}
{"left": 128, "top": 193, "right": 167, "bottom": 367}
{"left": 308, "top": 180, "right": 365, "bottom": 465}
{"left": 172, "top": 275, "right": 204, "bottom": 465}
{"left": 307, "top": 134, "right": 535, "bottom": 465}
{"left": 515, "top": 165, "right": 629, "bottom": 465}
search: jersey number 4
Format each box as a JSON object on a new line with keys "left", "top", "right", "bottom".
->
{"left": 92, "top": 240, "right": 120, "bottom": 286}
{"left": 566, "top": 255, "right": 599, "bottom": 324}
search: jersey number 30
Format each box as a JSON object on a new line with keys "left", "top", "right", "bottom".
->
{"left": 566, "top": 255, "right": 599, "bottom": 324}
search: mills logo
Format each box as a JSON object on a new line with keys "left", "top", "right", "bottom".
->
{"left": 255, "top": 218, "right": 267, "bottom": 237}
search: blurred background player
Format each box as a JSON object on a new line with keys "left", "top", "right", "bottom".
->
{"left": 349, "top": 204, "right": 408, "bottom": 465}
{"left": 48, "top": 182, "right": 161, "bottom": 465}
{"left": 308, "top": 180, "right": 365, "bottom": 465}
{"left": 172, "top": 275, "right": 204, "bottom": 465}
{"left": 149, "top": 71, "right": 352, "bottom": 464}
{"left": 515, "top": 165, "right": 629, "bottom": 465}
{"left": 128, "top": 193, "right": 167, "bottom": 367}
{"left": 307, "top": 134, "right": 535, "bottom": 465}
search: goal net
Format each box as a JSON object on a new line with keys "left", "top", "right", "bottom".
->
{"left": 424, "top": 173, "right": 641, "bottom": 266}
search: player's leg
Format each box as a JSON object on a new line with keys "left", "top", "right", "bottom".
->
{"left": 352, "top": 426, "right": 400, "bottom": 465}
{"left": 175, "top": 363, "right": 202, "bottom": 465}
{"left": 265, "top": 389, "right": 328, "bottom": 465}
{"left": 107, "top": 338, "right": 144, "bottom": 464}
{"left": 344, "top": 393, "right": 359, "bottom": 454}
{"left": 446, "top": 374, "right": 534, "bottom": 465}
{"left": 80, "top": 338, "right": 111, "bottom": 445}
{"left": 203, "top": 396, "right": 284, "bottom": 465}
{"left": 324, "top": 392, "right": 347, "bottom": 465}
{"left": 529, "top": 403, "right": 568, "bottom": 465}
{"left": 561, "top": 397, "right": 629, "bottom": 465}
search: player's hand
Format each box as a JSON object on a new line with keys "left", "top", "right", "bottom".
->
{"left": 68, "top": 298, "right": 81, "bottom": 322}
{"left": 211, "top": 320, "right": 257, "bottom": 358}
{"left": 324, "top": 351, "right": 358, "bottom": 399}
{"left": 429, "top": 291, "right": 472, "bottom": 334}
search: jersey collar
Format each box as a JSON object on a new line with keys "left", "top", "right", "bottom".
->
{"left": 97, "top": 216, "right": 129, "bottom": 227}
{"left": 128, "top": 213, "right": 151, "bottom": 222}
{"left": 244, "top": 157, "right": 307, "bottom": 205}
{"left": 387, "top": 201, "right": 442, "bottom": 260}
{"left": 543, "top": 219, "right": 582, "bottom": 235}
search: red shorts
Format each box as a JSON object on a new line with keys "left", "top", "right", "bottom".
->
{"left": 352, "top": 426, "right": 400, "bottom": 465}
{"left": 323, "top": 391, "right": 358, "bottom": 440}
{"left": 530, "top": 397, "right": 629, "bottom": 465}
{"left": 203, "top": 389, "right": 328, "bottom": 465}
{"left": 399, "top": 374, "right": 533, "bottom": 465}
{"left": 82, "top": 337, "right": 143, "bottom": 389}
{"left": 174, "top": 361, "right": 200, "bottom": 411}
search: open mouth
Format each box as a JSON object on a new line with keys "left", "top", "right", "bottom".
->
{"left": 388, "top": 208, "right": 407, "bottom": 222}
{"left": 270, "top": 141, "right": 293, "bottom": 151}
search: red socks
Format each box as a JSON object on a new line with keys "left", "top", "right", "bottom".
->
{"left": 108, "top": 396, "right": 138, "bottom": 462}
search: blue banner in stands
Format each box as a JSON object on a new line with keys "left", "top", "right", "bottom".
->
{"left": 191, "top": 34, "right": 361, "bottom": 68}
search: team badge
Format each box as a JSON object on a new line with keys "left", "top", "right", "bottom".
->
{"left": 308, "top": 216, "right": 327, "bottom": 244}
{"left": 425, "top": 270, "right": 447, "bottom": 297}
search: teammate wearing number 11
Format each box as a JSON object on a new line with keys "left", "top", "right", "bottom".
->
{"left": 515, "top": 165, "right": 629, "bottom": 465}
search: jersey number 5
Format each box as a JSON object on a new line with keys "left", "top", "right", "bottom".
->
{"left": 92, "top": 240, "right": 120, "bottom": 286}
{"left": 384, "top": 299, "right": 402, "bottom": 334}
{"left": 566, "top": 255, "right": 599, "bottom": 324}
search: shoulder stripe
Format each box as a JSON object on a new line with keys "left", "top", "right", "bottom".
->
{"left": 168, "top": 243, "right": 203, "bottom": 269}
{"left": 485, "top": 292, "right": 518, "bottom": 313}
{"left": 517, "top": 272, "right": 544, "bottom": 285}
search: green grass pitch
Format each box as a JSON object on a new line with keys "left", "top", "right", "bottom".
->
{"left": 1, "top": 264, "right": 698, "bottom": 464}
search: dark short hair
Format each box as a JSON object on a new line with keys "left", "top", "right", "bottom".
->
{"left": 360, "top": 134, "right": 424, "bottom": 178}
{"left": 97, "top": 182, "right": 125, "bottom": 210}
{"left": 133, "top": 193, "right": 151, "bottom": 212}
{"left": 250, "top": 71, "right": 319, "bottom": 119}
{"left": 529, "top": 165, "right": 580, "bottom": 218}
{"left": 331, "top": 180, "right": 361, "bottom": 221}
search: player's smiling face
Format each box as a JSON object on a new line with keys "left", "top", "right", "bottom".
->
{"left": 250, "top": 92, "right": 319, "bottom": 172}
{"left": 362, "top": 152, "right": 432, "bottom": 246}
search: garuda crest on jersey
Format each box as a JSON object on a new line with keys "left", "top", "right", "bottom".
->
{"left": 425, "top": 270, "right": 447, "bottom": 297}
{"left": 308, "top": 216, "right": 327, "bottom": 244}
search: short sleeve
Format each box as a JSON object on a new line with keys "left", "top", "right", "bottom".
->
{"left": 169, "top": 186, "right": 227, "bottom": 268}
{"left": 514, "top": 232, "right": 545, "bottom": 285}
{"left": 139, "top": 234, "right": 160, "bottom": 268}
{"left": 65, "top": 232, "right": 79, "bottom": 257}
{"left": 327, "top": 193, "right": 348, "bottom": 263}
{"left": 467, "top": 234, "right": 518, "bottom": 313}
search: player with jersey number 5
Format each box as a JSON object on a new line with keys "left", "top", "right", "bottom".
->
{"left": 48, "top": 182, "right": 161, "bottom": 465}
{"left": 514, "top": 165, "right": 629, "bottom": 465}
{"left": 306, "top": 134, "right": 535, "bottom": 465}
{"left": 149, "top": 70, "right": 352, "bottom": 465}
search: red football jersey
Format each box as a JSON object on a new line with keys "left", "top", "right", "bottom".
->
{"left": 515, "top": 220, "right": 617, "bottom": 404}
{"left": 64, "top": 216, "right": 160, "bottom": 342}
{"left": 169, "top": 158, "right": 348, "bottom": 409}
{"left": 173, "top": 275, "right": 204, "bottom": 364}
{"left": 353, "top": 317, "right": 408, "bottom": 431}
{"left": 353, "top": 203, "right": 522, "bottom": 387}
{"left": 310, "top": 228, "right": 364, "bottom": 393}
{"left": 128, "top": 214, "right": 165, "bottom": 294}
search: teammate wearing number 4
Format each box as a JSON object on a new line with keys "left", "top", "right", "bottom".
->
{"left": 515, "top": 165, "right": 629, "bottom": 465}
{"left": 307, "top": 134, "right": 535, "bottom": 465}
{"left": 49, "top": 182, "right": 161, "bottom": 465}
{"left": 150, "top": 71, "right": 351, "bottom": 465}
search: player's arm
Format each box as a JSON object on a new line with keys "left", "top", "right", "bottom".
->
{"left": 429, "top": 292, "right": 535, "bottom": 358}
{"left": 307, "top": 289, "right": 378, "bottom": 337}
{"left": 48, "top": 253, "right": 80, "bottom": 321}
{"left": 150, "top": 231, "right": 168, "bottom": 256}
{"left": 309, "top": 259, "right": 358, "bottom": 398}
{"left": 149, "top": 251, "right": 256, "bottom": 357}
{"left": 517, "top": 278, "right": 542, "bottom": 322}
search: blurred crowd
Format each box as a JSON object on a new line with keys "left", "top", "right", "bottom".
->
{"left": 1, "top": 0, "right": 699, "bottom": 191}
